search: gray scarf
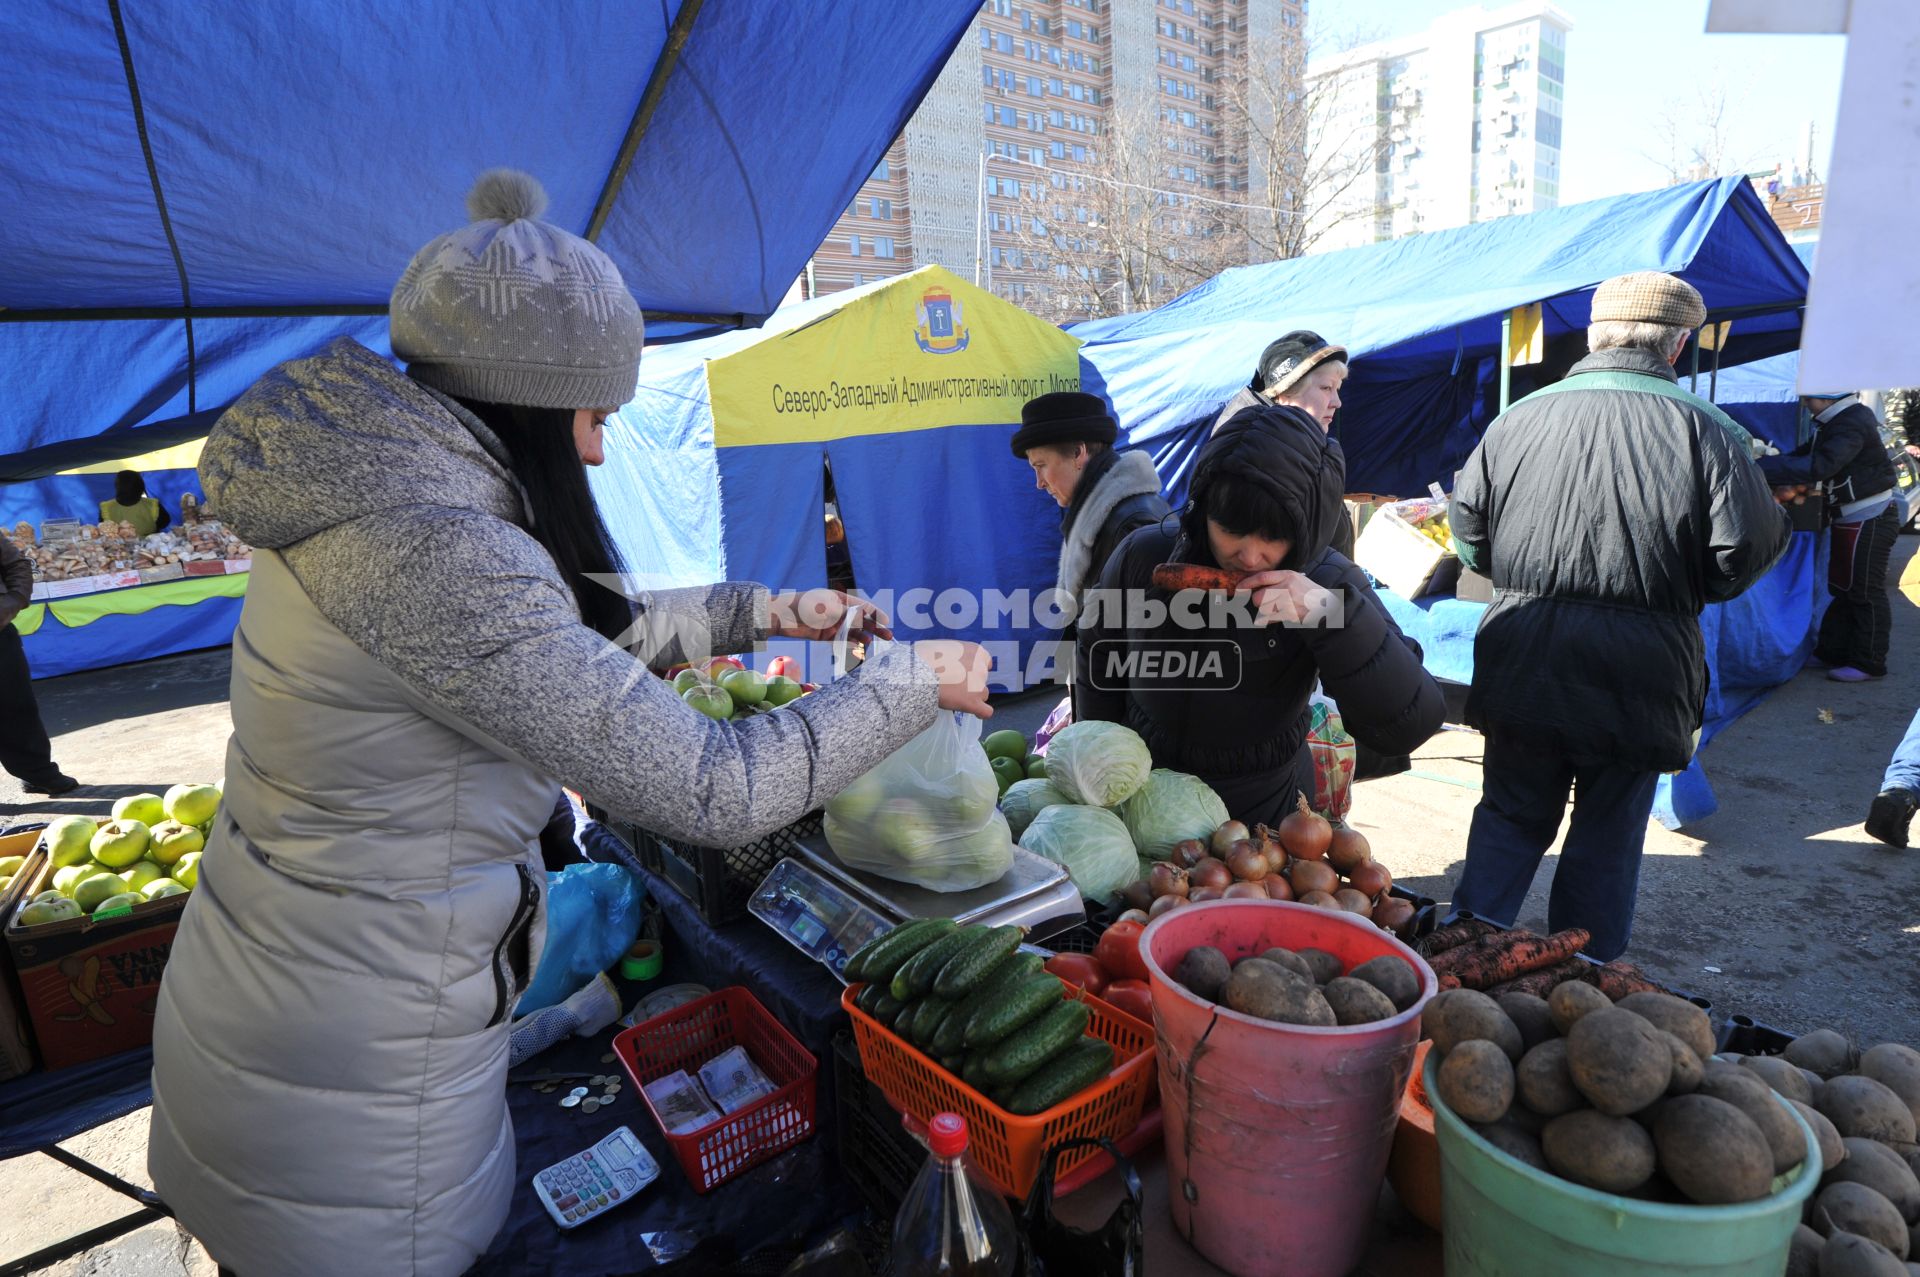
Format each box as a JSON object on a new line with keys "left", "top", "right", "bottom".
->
{"left": 1057, "top": 449, "right": 1163, "bottom": 615}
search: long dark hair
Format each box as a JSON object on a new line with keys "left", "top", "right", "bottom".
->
{"left": 452, "top": 398, "right": 634, "bottom": 641}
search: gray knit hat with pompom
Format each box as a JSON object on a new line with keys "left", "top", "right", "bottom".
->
{"left": 390, "top": 169, "right": 645, "bottom": 410}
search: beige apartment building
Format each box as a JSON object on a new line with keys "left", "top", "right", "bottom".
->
{"left": 805, "top": 0, "right": 1305, "bottom": 321}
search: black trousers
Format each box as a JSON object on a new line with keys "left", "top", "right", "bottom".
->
{"left": 1817, "top": 505, "right": 1901, "bottom": 677}
{"left": 0, "top": 624, "right": 58, "bottom": 786}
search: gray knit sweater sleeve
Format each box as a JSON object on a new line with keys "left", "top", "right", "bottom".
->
{"left": 622, "top": 581, "right": 772, "bottom": 669}
{"left": 286, "top": 508, "right": 941, "bottom": 847}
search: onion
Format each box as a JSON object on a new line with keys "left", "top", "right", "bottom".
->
{"left": 1148, "top": 893, "right": 1189, "bottom": 919}
{"left": 1210, "top": 820, "right": 1251, "bottom": 858}
{"left": 1297, "top": 890, "right": 1339, "bottom": 910}
{"left": 1252, "top": 823, "right": 1285, "bottom": 872}
{"left": 1116, "top": 908, "right": 1152, "bottom": 926}
{"left": 1149, "top": 861, "right": 1191, "bottom": 900}
{"left": 1120, "top": 879, "right": 1155, "bottom": 912}
{"left": 1373, "top": 898, "right": 1415, "bottom": 935}
{"left": 1332, "top": 887, "right": 1373, "bottom": 917}
{"left": 1347, "top": 859, "right": 1392, "bottom": 900}
{"left": 1188, "top": 887, "right": 1224, "bottom": 903}
{"left": 1172, "top": 839, "right": 1208, "bottom": 869}
{"left": 1278, "top": 791, "right": 1332, "bottom": 861}
{"left": 1189, "top": 857, "right": 1233, "bottom": 893}
{"left": 1263, "top": 875, "right": 1295, "bottom": 902}
{"left": 1287, "top": 858, "right": 1339, "bottom": 898}
{"left": 1226, "top": 843, "right": 1268, "bottom": 882}
{"left": 1326, "top": 825, "right": 1371, "bottom": 873}
{"left": 1222, "top": 881, "right": 1267, "bottom": 899}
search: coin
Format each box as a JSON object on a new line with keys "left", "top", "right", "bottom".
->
{"left": 600, "top": 1053, "right": 615, "bottom": 1064}
{"left": 570, "top": 1087, "right": 589, "bottom": 1098}
{"left": 582, "top": 1098, "right": 602, "bottom": 1114}
{"left": 560, "top": 1095, "right": 581, "bottom": 1109}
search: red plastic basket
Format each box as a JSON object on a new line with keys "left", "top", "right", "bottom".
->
{"left": 613, "top": 986, "right": 818, "bottom": 1194}
{"left": 841, "top": 982, "right": 1157, "bottom": 1199}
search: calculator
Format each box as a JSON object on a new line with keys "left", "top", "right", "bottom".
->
{"left": 533, "top": 1125, "right": 661, "bottom": 1229}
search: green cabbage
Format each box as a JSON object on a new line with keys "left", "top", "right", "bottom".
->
{"left": 1119, "top": 769, "right": 1229, "bottom": 861}
{"left": 1020, "top": 805, "right": 1139, "bottom": 904}
{"left": 1043, "top": 721, "right": 1152, "bottom": 808}
{"left": 1000, "top": 779, "right": 1070, "bottom": 841}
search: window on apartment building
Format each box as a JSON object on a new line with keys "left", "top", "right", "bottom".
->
{"left": 1021, "top": 10, "right": 1031, "bottom": 30}
{"left": 1028, "top": 76, "right": 1042, "bottom": 95}
{"left": 1073, "top": 145, "right": 1087, "bottom": 162}
{"left": 873, "top": 159, "right": 890, "bottom": 181}
{"left": 1000, "top": 106, "right": 1017, "bottom": 125}
{"left": 849, "top": 234, "right": 862, "bottom": 256}
{"left": 1050, "top": 108, "right": 1063, "bottom": 126}
{"left": 871, "top": 197, "right": 892, "bottom": 219}
{"left": 874, "top": 237, "right": 896, "bottom": 259}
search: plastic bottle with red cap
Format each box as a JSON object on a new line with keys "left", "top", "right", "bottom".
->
{"left": 888, "top": 1113, "right": 1018, "bottom": 1276}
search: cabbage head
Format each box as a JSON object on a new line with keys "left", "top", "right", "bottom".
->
{"left": 1000, "top": 779, "right": 1070, "bottom": 841}
{"left": 1020, "top": 804, "right": 1139, "bottom": 904}
{"left": 1044, "top": 721, "right": 1152, "bottom": 808}
{"left": 1119, "top": 769, "right": 1229, "bottom": 861}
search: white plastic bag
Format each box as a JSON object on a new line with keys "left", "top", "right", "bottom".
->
{"left": 822, "top": 628, "right": 1013, "bottom": 892}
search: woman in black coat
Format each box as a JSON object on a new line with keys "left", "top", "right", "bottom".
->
{"left": 1074, "top": 402, "right": 1444, "bottom": 828}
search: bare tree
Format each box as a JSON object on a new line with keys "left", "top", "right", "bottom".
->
{"left": 1643, "top": 87, "right": 1759, "bottom": 185}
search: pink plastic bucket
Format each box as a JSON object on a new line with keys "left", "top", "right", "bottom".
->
{"left": 1140, "top": 900, "right": 1438, "bottom": 1277}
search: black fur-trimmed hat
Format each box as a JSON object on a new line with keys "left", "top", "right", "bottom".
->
{"left": 1010, "top": 391, "right": 1119, "bottom": 457}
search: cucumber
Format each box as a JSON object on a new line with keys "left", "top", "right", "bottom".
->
{"left": 871, "top": 992, "right": 907, "bottom": 1028}
{"left": 963, "top": 972, "right": 1064, "bottom": 1050}
{"left": 981, "top": 998, "right": 1091, "bottom": 1086}
{"left": 962, "top": 1054, "right": 994, "bottom": 1092}
{"left": 933, "top": 951, "right": 1043, "bottom": 1057}
{"left": 1006, "top": 1036, "right": 1116, "bottom": 1116}
{"left": 932, "top": 925, "right": 1022, "bottom": 1000}
{"left": 854, "top": 983, "right": 883, "bottom": 1016}
{"left": 849, "top": 918, "right": 954, "bottom": 985}
{"left": 891, "top": 924, "right": 983, "bottom": 1002}
{"left": 939, "top": 1053, "right": 966, "bottom": 1074}
{"left": 907, "top": 996, "right": 954, "bottom": 1048}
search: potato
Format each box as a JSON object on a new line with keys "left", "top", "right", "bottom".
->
{"left": 1744, "top": 1054, "right": 1818, "bottom": 1105}
{"left": 1174, "top": 946, "right": 1232, "bottom": 1002}
{"left": 1323, "top": 976, "right": 1398, "bottom": 1026}
{"left": 1807, "top": 1069, "right": 1830, "bottom": 1107}
{"left": 1549, "top": 980, "right": 1613, "bottom": 1035}
{"left": 1223, "top": 961, "right": 1334, "bottom": 1026}
{"left": 1254, "top": 947, "right": 1316, "bottom": 982}
{"left": 1349, "top": 955, "right": 1421, "bottom": 1012}
{"left": 1818, "top": 1232, "right": 1906, "bottom": 1277}
{"left": 1296, "top": 947, "right": 1343, "bottom": 985}
{"left": 1862, "top": 1045, "right": 1920, "bottom": 1129}
{"left": 1790, "top": 1029, "right": 1861, "bottom": 1079}
{"left": 1826, "top": 1139, "right": 1920, "bottom": 1223}
{"left": 1567, "top": 1009, "right": 1672, "bottom": 1117}
{"left": 1821, "top": 1076, "right": 1920, "bottom": 1145}
{"left": 1653, "top": 1095, "right": 1775, "bottom": 1204}
{"left": 1794, "top": 1100, "right": 1848, "bottom": 1176}
{"left": 1473, "top": 1119, "right": 1548, "bottom": 1171}
{"left": 1787, "top": 1222, "right": 1824, "bottom": 1277}
{"left": 1496, "top": 992, "right": 1556, "bottom": 1052}
{"left": 1543, "top": 1109, "right": 1657, "bottom": 1194}
{"left": 1815, "top": 1182, "right": 1910, "bottom": 1257}
{"left": 1517, "top": 1039, "right": 1584, "bottom": 1118}
{"left": 1425, "top": 989, "right": 1524, "bottom": 1062}
{"left": 1618, "top": 991, "right": 1715, "bottom": 1062}
{"left": 1438, "top": 1039, "right": 1516, "bottom": 1124}
{"left": 1664, "top": 1031, "right": 1704, "bottom": 1095}
{"left": 1699, "top": 1068, "right": 1811, "bottom": 1175}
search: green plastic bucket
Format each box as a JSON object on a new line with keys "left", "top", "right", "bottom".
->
{"left": 1425, "top": 1054, "right": 1822, "bottom": 1277}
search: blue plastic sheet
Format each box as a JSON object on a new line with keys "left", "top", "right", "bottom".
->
{"left": 515, "top": 862, "right": 647, "bottom": 1017}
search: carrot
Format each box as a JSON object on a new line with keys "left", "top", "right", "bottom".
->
{"left": 1151, "top": 563, "right": 1245, "bottom": 593}
{"left": 1434, "top": 928, "right": 1592, "bottom": 990}
{"left": 1416, "top": 918, "right": 1503, "bottom": 958}
{"left": 1437, "top": 975, "right": 1461, "bottom": 992}
{"left": 1590, "top": 962, "right": 1665, "bottom": 1000}
{"left": 1484, "top": 959, "right": 1593, "bottom": 999}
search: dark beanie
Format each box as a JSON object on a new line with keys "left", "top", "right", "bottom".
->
{"left": 1010, "top": 390, "right": 1119, "bottom": 457}
{"left": 1252, "top": 330, "right": 1348, "bottom": 396}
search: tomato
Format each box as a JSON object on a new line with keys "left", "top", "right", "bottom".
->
{"left": 1092, "top": 920, "right": 1150, "bottom": 983}
{"left": 1103, "top": 978, "right": 1153, "bottom": 1025}
{"left": 1044, "top": 952, "right": 1109, "bottom": 995}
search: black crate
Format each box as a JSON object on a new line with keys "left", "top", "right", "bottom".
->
{"left": 1716, "top": 1014, "right": 1798, "bottom": 1056}
{"left": 615, "top": 810, "right": 823, "bottom": 926}
{"left": 831, "top": 1031, "right": 923, "bottom": 1217}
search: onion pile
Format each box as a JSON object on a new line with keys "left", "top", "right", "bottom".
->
{"left": 1128, "top": 793, "right": 1419, "bottom": 939}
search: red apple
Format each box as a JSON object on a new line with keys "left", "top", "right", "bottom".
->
{"left": 703, "top": 656, "right": 745, "bottom": 679}
{"left": 767, "top": 655, "right": 799, "bottom": 680}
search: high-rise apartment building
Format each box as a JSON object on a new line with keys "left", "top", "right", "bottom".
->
{"left": 1305, "top": 2, "right": 1571, "bottom": 255}
{"left": 803, "top": 0, "right": 1305, "bottom": 319}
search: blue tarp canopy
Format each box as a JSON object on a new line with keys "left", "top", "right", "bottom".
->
{"left": 0, "top": 0, "right": 978, "bottom": 478}
{"left": 1075, "top": 178, "right": 1810, "bottom": 501}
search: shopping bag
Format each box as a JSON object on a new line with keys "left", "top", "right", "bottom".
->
{"left": 1306, "top": 701, "right": 1357, "bottom": 821}
{"left": 1033, "top": 693, "right": 1073, "bottom": 755}
{"left": 514, "top": 862, "right": 645, "bottom": 1016}
{"left": 1016, "top": 1137, "right": 1144, "bottom": 1277}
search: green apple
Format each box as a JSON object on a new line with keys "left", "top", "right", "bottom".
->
{"left": 876, "top": 799, "right": 938, "bottom": 862}
{"left": 0, "top": 876, "right": 10, "bottom": 896}
{"left": 171, "top": 851, "right": 202, "bottom": 889}
{"left": 163, "top": 783, "right": 222, "bottom": 828}
{"left": 91, "top": 891, "right": 142, "bottom": 916}
{"left": 718, "top": 668, "right": 767, "bottom": 706}
{"left": 119, "top": 861, "right": 166, "bottom": 892}
{"left": 54, "top": 863, "right": 111, "bottom": 895}
{"left": 682, "top": 684, "right": 734, "bottom": 722}
{"left": 141, "top": 878, "right": 188, "bottom": 901}
{"left": 32, "top": 889, "right": 66, "bottom": 905}
{"left": 990, "top": 755, "right": 1024, "bottom": 796}
{"left": 982, "top": 730, "right": 1030, "bottom": 763}
{"left": 0, "top": 855, "right": 24, "bottom": 879}
{"left": 763, "top": 675, "right": 804, "bottom": 707}
{"left": 18, "top": 896, "right": 82, "bottom": 926}
{"left": 1025, "top": 756, "right": 1049, "bottom": 780}
{"left": 112, "top": 793, "right": 166, "bottom": 826}
{"left": 827, "top": 770, "right": 887, "bottom": 825}
{"left": 671, "top": 668, "right": 706, "bottom": 695}
{"left": 148, "top": 820, "right": 205, "bottom": 867}
{"left": 43, "top": 816, "right": 98, "bottom": 869}
{"left": 73, "top": 873, "right": 127, "bottom": 913}
{"left": 90, "top": 819, "right": 151, "bottom": 869}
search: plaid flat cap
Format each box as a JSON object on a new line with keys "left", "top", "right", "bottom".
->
{"left": 1590, "top": 271, "right": 1707, "bottom": 329}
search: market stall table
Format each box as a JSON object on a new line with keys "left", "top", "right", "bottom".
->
{"left": 18, "top": 574, "right": 248, "bottom": 680}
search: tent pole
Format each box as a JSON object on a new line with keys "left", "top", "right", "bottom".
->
{"left": 1499, "top": 312, "right": 1512, "bottom": 412}
{"left": 585, "top": 0, "right": 708, "bottom": 242}
{"left": 1690, "top": 331, "right": 1701, "bottom": 392}
{"left": 1711, "top": 341, "right": 1722, "bottom": 400}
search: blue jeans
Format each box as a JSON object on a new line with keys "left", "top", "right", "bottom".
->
{"left": 1453, "top": 726, "right": 1660, "bottom": 962}
{"left": 1884, "top": 707, "right": 1920, "bottom": 793}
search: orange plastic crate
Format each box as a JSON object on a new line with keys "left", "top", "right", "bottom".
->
{"left": 841, "top": 982, "right": 1156, "bottom": 1199}
{"left": 613, "top": 986, "right": 817, "bottom": 1194}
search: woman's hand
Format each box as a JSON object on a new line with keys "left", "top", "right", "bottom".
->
{"left": 912, "top": 640, "right": 995, "bottom": 719}
{"left": 1237, "top": 570, "right": 1338, "bottom": 628}
{"left": 766, "top": 589, "right": 892, "bottom": 642}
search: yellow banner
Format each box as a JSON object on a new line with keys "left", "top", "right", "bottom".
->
{"left": 12, "top": 604, "right": 44, "bottom": 636}
{"left": 46, "top": 572, "right": 248, "bottom": 629}
{"left": 59, "top": 438, "right": 205, "bottom": 475}
{"left": 707, "top": 265, "right": 1083, "bottom": 448}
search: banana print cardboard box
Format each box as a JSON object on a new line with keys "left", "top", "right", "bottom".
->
{"left": 3, "top": 850, "right": 186, "bottom": 1071}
